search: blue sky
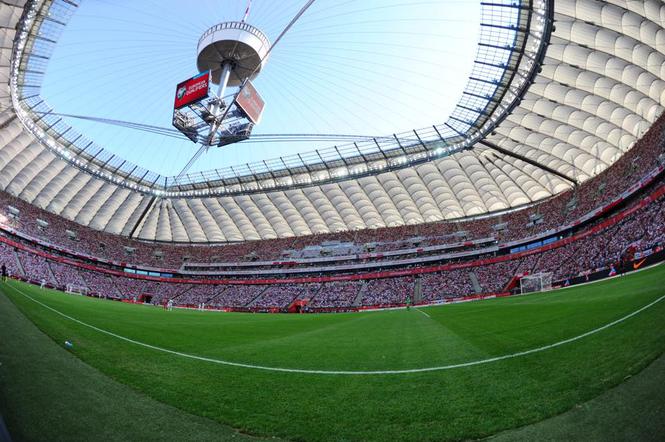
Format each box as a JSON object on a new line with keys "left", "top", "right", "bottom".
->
{"left": 42, "top": 0, "right": 481, "bottom": 176}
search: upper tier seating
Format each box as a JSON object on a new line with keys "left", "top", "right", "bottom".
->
{"left": 1, "top": 114, "right": 663, "bottom": 270}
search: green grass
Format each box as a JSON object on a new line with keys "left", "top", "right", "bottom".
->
{"left": 491, "top": 351, "right": 665, "bottom": 441}
{"left": 0, "top": 290, "right": 268, "bottom": 442}
{"left": 2, "top": 265, "right": 665, "bottom": 441}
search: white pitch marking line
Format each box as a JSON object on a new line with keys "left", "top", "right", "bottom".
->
{"left": 8, "top": 284, "right": 665, "bottom": 376}
{"left": 415, "top": 308, "right": 431, "bottom": 318}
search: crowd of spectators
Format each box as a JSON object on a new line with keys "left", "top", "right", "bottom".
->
{"left": 415, "top": 190, "right": 665, "bottom": 301}
{"left": 80, "top": 271, "right": 121, "bottom": 298}
{"left": 474, "top": 261, "right": 522, "bottom": 294}
{"left": 250, "top": 284, "right": 318, "bottom": 309}
{"left": 48, "top": 260, "right": 86, "bottom": 289}
{"left": 0, "top": 242, "right": 21, "bottom": 277}
{"left": 207, "top": 285, "right": 266, "bottom": 308}
{"left": 174, "top": 284, "right": 222, "bottom": 307}
{"left": 308, "top": 281, "right": 363, "bottom": 308}
{"left": 17, "top": 251, "right": 55, "bottom": 285}
{"left": 534, "top": 195, "right": 665, "bottom": 281}
{"left": 1, "top": 186, "right": 663, "bottom": 310}
{"left": 601, "top": 198, "right": 665, "bottom": 261}
{"left": 420, "top": 270, "right": 476, "bottom": 302}
{"left": 361, "top": 277, "right": 413, "bottom": 306}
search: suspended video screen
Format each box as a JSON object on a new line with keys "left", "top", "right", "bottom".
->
{"left": 174, "top": 71, "right": 210, "bottom": 110}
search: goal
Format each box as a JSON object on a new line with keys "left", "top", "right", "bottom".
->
{"left": 520, "top": 272, "right": 553, "bottom": 294}
{"left": 65, "top": 284, "right": 89, "bottom": 296}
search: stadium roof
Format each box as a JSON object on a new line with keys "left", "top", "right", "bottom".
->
{"left": 0, "top": 0, "right": 664, "bottom": 242}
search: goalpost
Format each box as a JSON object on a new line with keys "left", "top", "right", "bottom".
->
{"left": 65, "top": 284, "right": 89, "bottom": 296}
{"left": 519, "top": 272, "right": 553, "bottom": 294}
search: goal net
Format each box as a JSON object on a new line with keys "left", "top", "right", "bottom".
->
{"left": 520, "top": 272, "right": 553, "bottom": 294}
{"left": 66, "top": 284, "right": 89, "bottom": 296}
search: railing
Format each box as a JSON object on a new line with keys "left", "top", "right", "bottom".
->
{"left": 198, "top": 21, "right": 271, "bottom": 49}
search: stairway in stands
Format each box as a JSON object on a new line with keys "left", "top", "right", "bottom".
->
{"left": 352, "top": 281, "right": 367, "bottom": 307}
{"left": 171, "top": 285, "right": 194, "bottom": 303}
{"left": 468, "top": 272, "right": 482, "bottom": 294}
{"left": 245, "top": 286, "right": 270, "bottom": 307}
{"left": 45, "top": 261, "right": 57, "bottom": 286}
{"left": 12, "top": 249, "right": 24, "bottom": 278}
{"left": 413, "top": 277, "right": 422, "bottom": 304}
{"left": 204, "top": 286, "right": 228, "bottom": 305}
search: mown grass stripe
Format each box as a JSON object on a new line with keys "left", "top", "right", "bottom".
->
{"left": 10, "top": 284, "right": 665, "bottom": 376}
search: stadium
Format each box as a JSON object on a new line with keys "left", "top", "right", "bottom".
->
{"left": 0, "top": 0, "right": 664, "bottom": 440}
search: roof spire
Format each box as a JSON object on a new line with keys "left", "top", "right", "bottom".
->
{"left": 242, "top": 0, "right": 252, "bottom": 23}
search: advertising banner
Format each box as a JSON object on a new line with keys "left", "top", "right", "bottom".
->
{"left": 174, "top": 71, "right": 210, "bottom": 109}
{"left": 236, "top": 80, "right": 265, "bottom": 124}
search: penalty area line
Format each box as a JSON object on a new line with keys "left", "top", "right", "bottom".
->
{"left": 415, "top": 308, "right": 431, "bottom": 318}
{"left": 8, "top": 284, "right": 665, "bottom": 376}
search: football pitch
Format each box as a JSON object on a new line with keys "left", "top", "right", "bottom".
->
{"left": 1, "top": 265, "right": 665, "bottom": 441}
